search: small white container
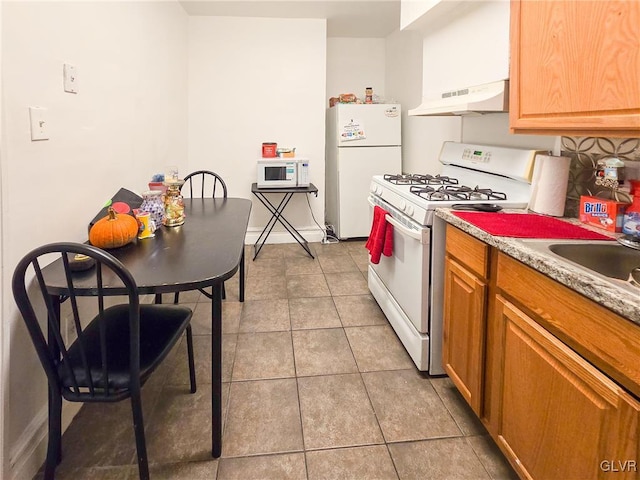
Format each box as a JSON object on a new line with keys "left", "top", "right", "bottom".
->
{"left": 604, "top": 157, "right": 625, "bottom": 185}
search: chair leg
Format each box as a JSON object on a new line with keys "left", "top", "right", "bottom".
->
{"left": 130, "top": 392, "right": 150, "bottom": 480}
{"left": 44, "top": 390, "right": 62, "bottom": 480}
{"left": 221, "top": 283, "right": 226, "bottom": 300}
{"left": 239, "top": 248, "right": 245, "bottom": 302}
{"left": 186, "top": 324, "right": 197, "bottom": 393}
{"left": 173, "top": 292, "right": 180, "bottom": 304}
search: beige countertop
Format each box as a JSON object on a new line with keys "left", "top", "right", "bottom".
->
{"left": 435, "top": 208, "right": 640, "bottom": 325}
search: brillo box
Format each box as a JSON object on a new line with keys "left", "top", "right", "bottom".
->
{"left": 579, "top": 195, "right": 628, "bottom": 232}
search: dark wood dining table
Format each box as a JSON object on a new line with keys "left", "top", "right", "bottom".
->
{"left": 42, "top": 197, "right": 252, "bottom": 458}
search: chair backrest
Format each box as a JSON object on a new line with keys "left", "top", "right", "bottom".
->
{"left": 182, "top": 170, "right": 228, "bottom": 199}
{"left": 12, "top": 242, "right": 140, "bottom": 402}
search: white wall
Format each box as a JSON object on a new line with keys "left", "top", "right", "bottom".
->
{"left": 385, "top": 29, "right": 460, "bottom": 174}
{"left": 1, "top": 2, "right": 188, "bottom": 478}
{"left": 0, "top": 2, "right": 5, "bottom": 477}
{"left": 400, "top": 0, "right": 440, "bottom": 30}
{"left": 326, "top": 37, "right": 386, "bottom": 102}
{"left": 404, "top": 1, "right": 558, "bottom": 161}
{"left": 188, "top": 16, "right": 327, "bottom": 242}
{"left": 462, "top": 114, "right": 559, "bottom": 152}
{"left": 422, "top": 1, "right": 510, "bottom": 97}
{"left": 325, "top": 33, "right": 461, "bottom": 176}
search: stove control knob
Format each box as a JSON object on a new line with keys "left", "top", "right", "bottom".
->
{"left": 406, "top": 205, "right": 414, "bottom": 216}
{"left": 399, "top": 200, "right": 406, "bottom": 211}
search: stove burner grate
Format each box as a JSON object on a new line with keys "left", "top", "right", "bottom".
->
{"left": 384, "top": 174, "right": 421, "bottom": 185}
{"left": 384, "top": 173, "right": 459, "bottom": 186}
{"left": 410, "top": 184, "right": 508, "bottom": 202}
{"left": 422, "top": 174, "right": 459, "bottom": 185}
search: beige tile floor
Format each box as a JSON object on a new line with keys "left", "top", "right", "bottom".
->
{"left": 36, "top": 241, "right": 518, "bottom": 480}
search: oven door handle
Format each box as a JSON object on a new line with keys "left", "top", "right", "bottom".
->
{"left": 385, "top": 214, "right": 423, "bottom": 241}
{"left": 368, "top": 197, "right": 423, "bottom": 241}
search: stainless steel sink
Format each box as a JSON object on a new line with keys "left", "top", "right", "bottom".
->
{"left": 520, "top": 239, "right": 640, "bottom": 290}
{"left": 548, "top": 243, "right": 640, "bottom": 282}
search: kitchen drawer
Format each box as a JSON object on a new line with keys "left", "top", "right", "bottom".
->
{"left": 445, "top": 225, "right": 489, "bottom": 279}
{"left": 496, "top": 252, "right": 640, "bottom": 398}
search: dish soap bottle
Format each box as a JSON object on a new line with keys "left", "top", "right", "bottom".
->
{"left": 622, "top": 179, "right": 640, "bottom": 239}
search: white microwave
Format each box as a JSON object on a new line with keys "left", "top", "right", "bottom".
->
{"left": 257, "top": 159, "right": 309, "bottom": 188}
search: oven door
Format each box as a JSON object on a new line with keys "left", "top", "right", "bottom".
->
{"left": 367, "top": 196, "right": 430, "bottom": 333}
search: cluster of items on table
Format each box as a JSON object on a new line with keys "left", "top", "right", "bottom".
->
{"left": 87, "top": 166, "right": 187, "bottom": 251}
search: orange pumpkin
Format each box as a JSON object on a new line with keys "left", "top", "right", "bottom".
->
{"left": 89, "top": 207, "right": 139, "bottom": 249}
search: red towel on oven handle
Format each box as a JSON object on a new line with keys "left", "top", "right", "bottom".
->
{"left": 366, "top": 205, "right": 394, "bottom": 264}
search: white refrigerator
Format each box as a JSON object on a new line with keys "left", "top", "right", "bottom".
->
{"left": 326, "top": 103, "right": 402, "bottom": 239}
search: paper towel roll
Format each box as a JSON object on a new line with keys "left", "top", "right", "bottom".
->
{"left": 528, "top": 154, "right": 571, "bottom": 217}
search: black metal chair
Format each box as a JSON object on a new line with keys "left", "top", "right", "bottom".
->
{"left": 177, "top": 170, "right": 244, "bottom": 303}
{"left": 182, "top": 169, "right": 227, "bottom": 199}
{"left": 12, "top": 243, "right": 196, "bottom": 480}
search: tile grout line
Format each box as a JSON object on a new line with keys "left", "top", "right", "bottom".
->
{"left": 340, "top": 294, "right": 389, "bottom": 453}
{"left": 463, "top": 435, "right": 498, "bottom": 480}
{"left": 218, "top": 277, "right": 242, "bottom": 474}
{"left": 287, "top": 288, "right": 311, "bottom": 480}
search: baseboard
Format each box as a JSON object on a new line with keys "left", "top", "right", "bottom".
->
{"left": 9, "top": 401, "right": 81, "bottom": 480}
{"left": 244, "top": 226, "right": 324, "bottom": 245}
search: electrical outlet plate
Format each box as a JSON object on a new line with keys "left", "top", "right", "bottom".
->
{"left": 63, "top": 63, "right": 78, "bottom": 93}
{"left": 29, "top": 107, "right": 49, "bottom": 141}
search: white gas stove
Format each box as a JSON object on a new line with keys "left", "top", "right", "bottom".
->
{"left": 369, "top": 142, "right": 542, "bottom": 227}
{"left": 367, "top": 141, "right": 548, "bottom": 375}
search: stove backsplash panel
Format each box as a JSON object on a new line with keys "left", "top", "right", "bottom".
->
{"left": 561, "top": 136, "right": 640, "bottom": 217}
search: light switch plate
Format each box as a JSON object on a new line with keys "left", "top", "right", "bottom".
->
{"left": 29, "top": 107, "right": 49, "bottom": 141}
{"left": 63, "top": 63, "right": 78, "bottom": 93}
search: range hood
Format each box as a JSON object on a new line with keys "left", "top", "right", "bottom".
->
{"left": 408, "top": 80, "right": 509, "bottom": 116}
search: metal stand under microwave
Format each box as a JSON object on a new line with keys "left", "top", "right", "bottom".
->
{"left": 257, "top": 158, "right": 310, "bottom": 188}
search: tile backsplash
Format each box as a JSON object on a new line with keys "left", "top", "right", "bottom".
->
{"left": 561, "top": 136, "right": 640, "bottom": 217}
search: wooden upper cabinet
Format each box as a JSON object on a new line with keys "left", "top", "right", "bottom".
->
{"left": 509, "top": 0, "right": 640, "bottom": 137}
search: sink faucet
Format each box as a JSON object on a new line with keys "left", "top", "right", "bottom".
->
{"left": 617, "top": 234, "right": 640, "bottom": 251}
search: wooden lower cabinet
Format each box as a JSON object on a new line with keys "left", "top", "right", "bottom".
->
{"left": 493, "top": 295, "right": 640, "bottom": 480}
{"left": 444, "top": 225, "right": 640, "bottom": 479}
{"left": 443, "top": 256, "right": 486, "bottom": 415}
